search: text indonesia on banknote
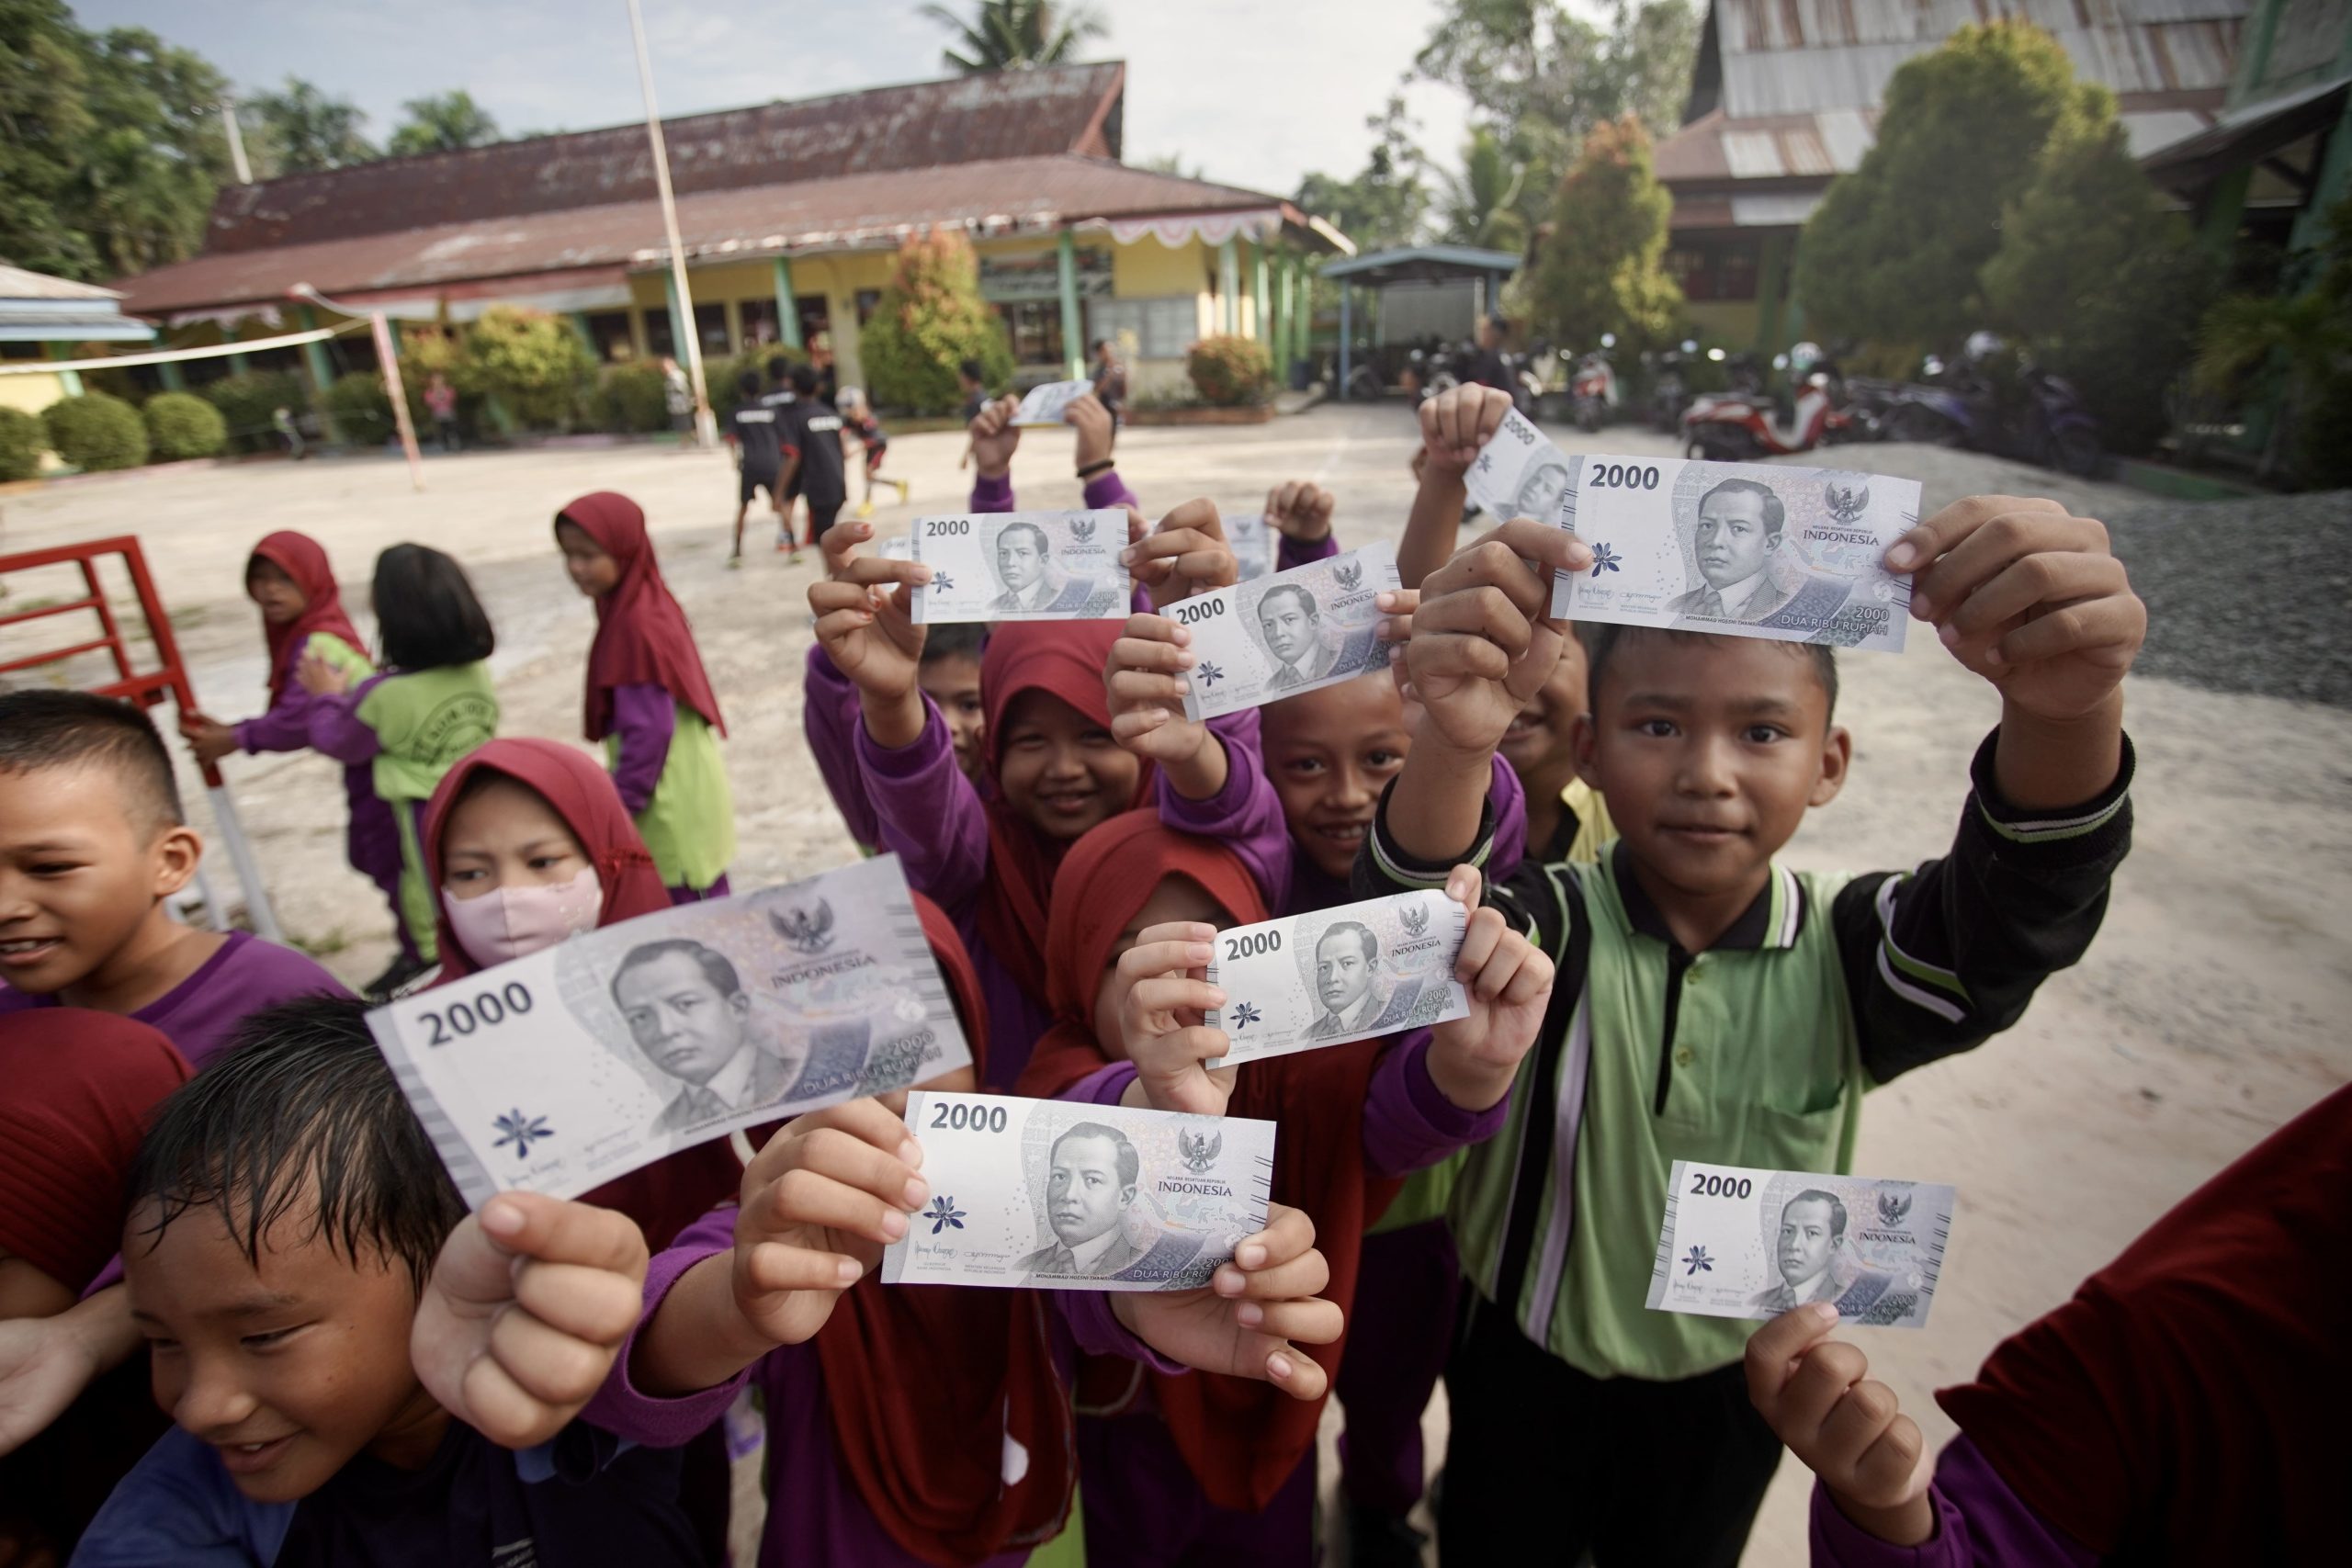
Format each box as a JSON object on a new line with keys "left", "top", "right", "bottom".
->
{"left": 1463, "top": 409, "right": 1921, "bottom": 654}
{"left": 1178, "top": 541, "right": 1402, "bottom": 721}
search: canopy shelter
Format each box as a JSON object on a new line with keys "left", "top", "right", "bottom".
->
{"left": 1319, "top": 245, "right": 1521, "bottom": 396}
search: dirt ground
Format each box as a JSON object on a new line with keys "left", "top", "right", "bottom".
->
{"left": 4, "top": 404, "right": 2346, "bottom": 1566}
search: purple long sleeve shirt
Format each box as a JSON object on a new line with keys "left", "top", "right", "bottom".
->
{"left": 0, "top": 931, "right": 346, "bottom": 1072}
{"left": 607, "top": 683, "right": 675, "bottom": 816}
{"left": 234, "top": 649, "right": 405, "bottom": 907}
{"left": 582, "top": 1206, "right": 1182, "bottom": 1568}
{"left": 1807, "top": 1436, "right": 2097, "bottom": 1568}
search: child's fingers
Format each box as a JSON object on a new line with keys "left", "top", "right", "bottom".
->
{"left": 1409, "top": 631, "right": 1514, "bottom": 688}
{"left": 1118, "top": 612, "right": 1189, "bottom": 648}
{"left": 1213, "top": 1244, "right": 1328, "bottom": 1303}
{"left": 1500, "top": 944, "right": 1556, "bottom": 1008}
{"left": 1231, "top": 1202, "right": 1315, "bottom": 1271}
{"left": 1112, "top": 636, "right": 1194, "bottom": 676}
{"left": 820, "top": 519, "right": 872, "bottom": 576}
{"left": 1155, "top": 497, "right": 1226, "bottom": 544}
{"left": 477, "top": 1192, "right": 649, "bottom": 1279}
{"left": 456, "top": 1350, "right": 561, "bottom": 1448}
{"left": 751, "top": 1166, "right": 915, "bottom": 1247}
{"left": 1475, "top": 389, "right": 1512, "bottom": 444}
{"left": 1883, "top": 494, "right": 2067, "bottom": 575}
{"left": 1118, "top": 934, "right": 1217, "bottom": 983}
{"left": 1111, "top": 710, "right": 1174, "bottom": 745}
{"left": 1444, "top": 863, "right": 1484, "bottom": 907}
{"left": 808, "top": 580, "right": 870, "bottom": 618}
{"left": 1990, "top": 594, "right": 2146, "bottom": 671}
{"left": 1141, "top": 1023, "right": 1229, "bottom": 1068}
{"left": 1815, "top": 1376, "right": 1907, "bottom": 1472}
{"left": 1261, "top": 1344, "right": 1330, "bottom": 1400}
{"left": 1501, "top": 624, "right": 1569, "bottom": 706}
{"left": 770, "top": 1096, "right": 924, "bottom": 1167}
{"left": 1743, "top": 1303, "right": 1843, "bottom": 1413}
{"left": 1414, "top": 584, "right": 1535, "bottom": 665}
{"left": 1908, "top": 509, "right": 2108, "bottom": 623}
{"left": 1420, "top": 535, "right": 1551, "bottom": 619}
{"left": 741, "top": 1238, "right": 866, "bottom": 1296}
{"left": 1849, "top": 1412, "right": 1932, "bottom": 1507}
{"left": 1453, "top": 905, "right": 1505, "bottom": 981}
{"left": 508, "top": 1258, "right": 647, "bottom": 1348}
{"left": 835, "top": 556, "right": 933, "bottom": 590}
{"left": 1127, "top": 975, "right": 1226, "bottom": 1021}
{"left": 1108, "top": 668, "right": 1192, "bottom": 707}
{"left": 485, "top": 1303, "right": 613, "bottom": 1407}
{"left": 1937, "top": 550, "right": 2130, "bottom": 642}
{"left": 1777, "top": 1337, "right": 1873, "bottom": 1442}
{"left": 1236, "top": 1296, "right": 1344, "bottom": 1347}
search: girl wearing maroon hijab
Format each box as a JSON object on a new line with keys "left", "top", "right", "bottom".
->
{"left": 1018, "top": 811, "right": 1552, "bottom": 1566}
{"left": 554, "top": 491, "right": 736, "bottom": 903}
{"left": 177, "top": 533, "right": 415, "bottom": 992}
{"left": 1749, "top": 1081, "right": 2352, "bottom": 1568}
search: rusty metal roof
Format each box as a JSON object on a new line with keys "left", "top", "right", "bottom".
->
{"left": 113, "top": 154, "right": 1297, "bottom": 318}
{"left": 202, "top": 62, "right": 1127, "bottom": 255}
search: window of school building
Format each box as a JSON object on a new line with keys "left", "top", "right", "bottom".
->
{"left": 584, "top": 310, "right": 635, "bottom": 361}
{"left": 1086, "top": 297, "right": 1199, "bottom": 360}
{"left": 996, "top": 300, "right": 1066, "bottom": 367}
{"left": 1666, "top": 237, "right": 1761, "bottom": 302}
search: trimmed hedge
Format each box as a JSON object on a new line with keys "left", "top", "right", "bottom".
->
{"left": 323, "top": 373, "right": 396, "bottom": 443}
{"left": 202, "top": 370, "right": 308, "bottom": 452}
{"left": 0, "top": 407, "right": 45, "bottom": 481}
{"left": 143, "top": 391, "right": 228, "bottom": 459}
{"left": 1186, "top": 335, "right": 1274, "bottom": 407}
{"left": 597, "top": 362, "right": 672, "bottom": 433}
{"left": 43, "top": 391, "right": 149, "bottom": 471}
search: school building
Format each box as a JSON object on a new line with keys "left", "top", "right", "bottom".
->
{"left": 1649, "top": 0, "right": 2316, "bottom": 353}
{"left": 106, "top": 62, "right": 1348, "bottom": 405}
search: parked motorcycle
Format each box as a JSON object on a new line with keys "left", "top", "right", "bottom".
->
{"left": 1883, "top": 340, "right": 2104, "bottom": 476}
{"left": 1649, "top": 339, "right": 1699, "bottom": 433}
{"left": 1571, "top": 335, "right": 1620, "bottom": 432}
{"left": 1680, "top": 369, "right": 1870, "bottom": 461}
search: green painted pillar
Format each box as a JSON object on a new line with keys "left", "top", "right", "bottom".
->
{"left": 157, "top": 356, "right": 187, "bottom": 392}
{"left": 297, "top": 305, "right": 339, "bottom": 441}
{"left": 662, "top": 272, "right": 688, "bottom": 364}
{"left": 1251, "top": 240, "right": 1270, "bottom": 347}
{"left": 1292, "top": 254, "right": 1309, "bottom": 368}
{"left": 1217, "top": 239, "right": 1240, "bottom": 335}
{"left": 43, "top": 341, "right": 84, "bottom": 398}
{"left": 2290, "top": 99, "right": 2352, "bottom": 253}
{"left": 2199, "top": 164, "right": 2255, "bottom": 254}
{"left": 772, "top": 256, "right": 803, "bottom": 349}
{"left": 1057, "top": 231, "right": 1084, "bottom": 378}
{"left": 226, "top": 321, "right": 251, "bottom": 377}
{"left": 569, "top": 310, "right": 595, "bottom": 354}
{"left": 1275, "top": 256, "right": 1294, "bottom": 377}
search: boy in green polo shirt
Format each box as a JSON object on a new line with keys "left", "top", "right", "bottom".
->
{"left": 1354, "top": 496, "right": 2143, "bottom": 1565}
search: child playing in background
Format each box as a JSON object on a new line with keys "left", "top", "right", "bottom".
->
{"left": 300, "top": 545, "right": 499, "bottom": 986}
{"left": 777, "top": 365, "right": 848, "bottom": 550}
{"left": 0, "top": 691, "right": 345, "bottom": 1065}
{"left": 74, "top": 995, "right": 695, "bottom": 1565}
{"left": 1357, "top": 498, "right": 2143, "bottom": 1565}
{"left": 555, "top": 493, "right": 737, "bottom": 903}
{"left": 179, "top": 532, "right": 422, "bottom": 996}
{"left": 725, "top": 370, "right": 785, "bottom": 567}
{"left": 836, "top": 387, "right": 909, "bottom": 519}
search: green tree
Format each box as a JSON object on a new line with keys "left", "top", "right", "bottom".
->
{"left": 243, "top": 77, "right": 375, "bottom": 175}
{"left": 2195, "top": 197, "right": 2352, "bottom": 485}
{"left": 1795, "top": 22, "right": 2076, "bottom": 348}
{"left": 386, "top": 89, "right": 500, "bottom": 157}
{"left": 858, "top": 228, "right": 1015, "bottom": 414}
{"left": 921, "top": 0, "right": 1103, "bottom": 73}
{"left": 1138, "top": 152, "right": 1203, "bottom": 179}
{"left": 0, "top": 0, "right": 102, "bottom": 276}
{"left": 1295, "top": 93, "right": 1431, "bottom": 253}
{"left": 1517, "top": 116, "right": 1680, "bottom": 351}
{"left": 1438, "top": 127, "right": 1529, "bottom": 254}
{"left": 462, "top": 306, "right": 594, "bottom": 429}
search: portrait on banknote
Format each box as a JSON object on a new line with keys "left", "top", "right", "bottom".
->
{"left": 989, "top": 518, "right": 1106, "bottom": 615}
{"left": 1510, "top": 450, "right": 1572, "bottom": 524}
{"left": 1746, "top": 1187, "right": 1901, "bottom": 1318}
{"left": 1664, "top": 473, "right": 1859, "bottom": 631}
{"left": 1244, "top": 574, "right": 1382, "bottom": 694}
{"left": 1300, "top": 912, "right": 1444, "bottom": 1040}
{"left": 1016, "top": 1120, "right": 1163, "bottom": 1280}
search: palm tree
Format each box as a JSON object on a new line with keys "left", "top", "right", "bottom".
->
{"left": 1440, "top": 127, "right": 1529, "bottom": 254}
{"left": 920, "top": 0, "right": 1105, "bottom": 73}
{"left": 386, "top": 90, "right": 501, "bottom": 157}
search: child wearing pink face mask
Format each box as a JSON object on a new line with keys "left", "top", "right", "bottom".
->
{"left": 421, "top": 739, "right": 741, "bottom": 1256}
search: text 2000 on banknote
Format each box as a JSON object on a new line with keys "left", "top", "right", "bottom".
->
{"left": 417, "top": 981, "right": 537, "bottom": 1046}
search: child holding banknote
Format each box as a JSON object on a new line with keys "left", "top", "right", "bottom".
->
{"left": 1015, "top": 810, "right": 1555, "bottom": 1565}
{"left": 1353, "top": 497, "right": 2143, "bottom": 1565}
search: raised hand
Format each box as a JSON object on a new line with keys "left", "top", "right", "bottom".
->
{"left": 1105, "top": 612, "right": 1215, "bottom": 771}
{"left": 1116, "top": 921, "right": 1235, "bottom": 1117}
{"left": 1125, "top": 499, "right": 1236, "bottom": 610}
{"left": 410, "top": 1192, "right": 650, "bottom": 1450}
{"left": 1405, "top": 516, "right": 1589, "bottom": 758}
{"left": 1066, "top": 391, "right": 1116, "bottom": 472}
{"left": 295, "top": 647, "right": 349, "bottom": 697}
{"left": 1426, "top": 863, "right": 1556, "bottom": 1111}
{"left": 726, "top": 1097, "right": 931, "bottom": 1349}
{"left": 1265, "top": 481, "right": 1334, "bottom": 543}
{"left": 808, "top": 551, "right": 931, "bottom": 745}
{"left": 1111, "top": 1203, "right": 1342, "bottom": 1400}
{"left": 1745, "top": 1305, "right": 1937, "bottom": 1546}
{"left": 969, "top": 395, "right": 1023, "bottom": 479}
{"left": 1419, "top": 384, "right": 1518, "bottom": 476}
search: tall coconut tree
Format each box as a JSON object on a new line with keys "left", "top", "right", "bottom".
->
{"left": 921, "top": 0, "right": 1105, "bottom": 73}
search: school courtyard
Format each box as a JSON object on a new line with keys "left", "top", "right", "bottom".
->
{"left": 3, "top": 402, "right": 2345, "bottom": 1565}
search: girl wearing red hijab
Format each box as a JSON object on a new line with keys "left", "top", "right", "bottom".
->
{"left": 1017, "top": 811, "right": 1554, "bottom": 1566}
{"left": 1748, "top": 1080, "right": 2351, "bottom": 1568}
{"left": 581, "top": 889, "right": 1346, "bottom": 1568}
{"left": 178, "top": 533, "right": 416, "bottom": 993}
{"left": 422, "top": 739, "right": 739, "bottom": 1252}
{"left": 554, "top": 492, "right": 736, "bottom": 904}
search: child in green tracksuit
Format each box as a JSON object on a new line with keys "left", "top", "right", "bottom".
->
{"left": 1354, "top": 494, "right": 2143, "bottom": 1567}
{"left": 303, "top": 544, "right": 500, "bottom": 969}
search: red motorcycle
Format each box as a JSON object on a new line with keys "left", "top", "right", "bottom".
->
{"left": 1679, "top": 371, "right": 1870, "bottom": 461}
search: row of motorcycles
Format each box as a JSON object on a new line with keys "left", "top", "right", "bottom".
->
{"left": 1634, "top": 334, "right": 2106, "bottom": 477}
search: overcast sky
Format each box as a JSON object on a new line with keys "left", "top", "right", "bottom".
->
{"left": 75, "top": 0, "right": 1496, "bottom": 197}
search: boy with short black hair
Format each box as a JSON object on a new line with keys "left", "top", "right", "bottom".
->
{"left": 778, "top": 365, "right": 848, "bottom": 551}
{"left": 1356, "top": 499, "right": 2143, "bottom": 1565}
{"left": 78, "top": 995, "right": 690, "bottom": 1565}
{"left": 727, "top": 367, "right": 785, "bottom": 565}
{"left": 956, "top": 357, "right": 988, "bottom": 423}
{"left": 0, "top": 691, "right": 344, "bottom": 1068}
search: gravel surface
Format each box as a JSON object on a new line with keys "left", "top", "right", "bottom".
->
{"left": 2103, "top": 489, "right": 2352, "bottom": 709}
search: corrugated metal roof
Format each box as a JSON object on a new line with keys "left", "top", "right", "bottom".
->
{"left": 0, "top": 265, "right": 125, "bottom": 301}
{"left": 202, "top": 62, "right": 1126, "bottom": 255}
{"left": 113, "top": 155, "right": 1292, "bottom": 317}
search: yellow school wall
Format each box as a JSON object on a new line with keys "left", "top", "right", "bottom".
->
{"left": 0, "top": 369, "right": 68, "bottom": 417}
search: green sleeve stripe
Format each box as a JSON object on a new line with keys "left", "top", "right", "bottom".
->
{"left": 1369, "top": 820, "right": 1485, "bottom": 889}
{"left": 1874, "top": 874, "right": 1970, "bottom": 1001}
{"left": 1977, "top": 791, "right": 2127, "bottom": 844}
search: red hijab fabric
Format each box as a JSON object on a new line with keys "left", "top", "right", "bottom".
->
{"left": 813, "top": 893, "right": 1078, "bottom": 1565}
{"left": 0, "top": 1010, "right": 191, "bottom": 1293}
{"left": 1017, "top": 810, "right": 1396, "bottom": 1512}
{"left": 556, "top": 492, "right": 726, "bottom": 742}
{"left": 974, "top": 622, "right": 1149, "bottom": 1003}
{"left": 251, "top": 532, "right": 365, "bottom": 705}
{"left": 421, "top": 739, "right": 731, "bottom": 1250}
{"left": 1938, "top": 1083, "right": 2350, "bottom": 1565}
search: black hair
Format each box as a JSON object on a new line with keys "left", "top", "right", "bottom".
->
{"left": 1582, "top": 624, "right": 1838, "bottom": 721}
{"left": 609, "top": 937, "right": 743, "bottom": 1004}
{"left": 1487, "top": 314, "right": 1512, "bottom": 334}
{"left": 1052, "top": 1122, "right": 1139, "bottom": 1190}
{"left": 1318, "top": 919, "right": 1378, "bottom": 964}
{"left": 921, "top": 623, "right": 986, "bottom": 665}
{"left": 789, "top": 364, "right": 819, "bottom": 396}
{"left": 1258, "top": 583, "right": 1318, "bottom": 621}
{"left": 1090, "top": 338, "right": 1109, "bottom": 355}
{"left": 0, "top": 689, "right": 184, "bottom": 829}
{"left": 126, "top": 995, "right": 465, "bottom": 1292}
{"left": 767, "top": 355, "right": 792, "bottom": 385}
{"left": 1699, "top": 477, "right": 1786, "bottom": 539}
{"left": 998, "top": 521, "right": 1050, "bottom": 558}
{"left": 243, "top": 554, "right": 295, "bottom": 588}
{"left": 1785, "top": 1189, "right": 1849, "bottom": 1240}
{"left": 372, "top": 543, "right": 495, "bottom": 672}
{"left": 736, "top": 368, "right": 762, "bottom": 398}
{"left": 956, "top": 357, "right": 985, "bottom": 384}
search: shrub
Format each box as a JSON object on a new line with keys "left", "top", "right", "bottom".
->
{"left": 202, "top": 370, "right": 308, "bottom": 453}
{"left": 142, "top": 391, "right": 228, "bottom": 460}
{"left": 42, "top": 391, "right": 149, "bottom": 471}
{"left": 0, "top": 407, "right": 45, "bottom": 481}
{"left": 1518, "top": 116, "right": 1682, "bottom": 354}
{"left": 462, "top": 307, "right": 595, "bottom": 430}
{"left": 859, "top": 228, "right": 1016, "bottom": 415}
{"left": 596, "top": 361, "right": 673, "bottom": 433}
{"left": 323, "top": 373, "right": 396, "bottom": 445}
{"left": 1186, "top": 335, "right": 1275, "bottom": 406}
